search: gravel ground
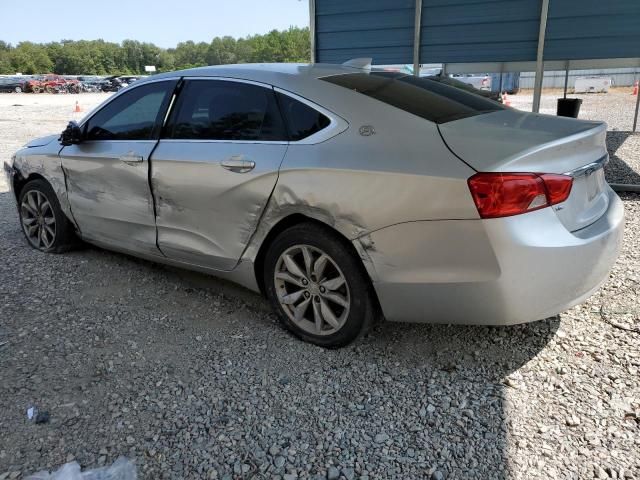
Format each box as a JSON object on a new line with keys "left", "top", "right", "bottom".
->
{"left": 0, "top": 92, "right": 639, "bottom": 480}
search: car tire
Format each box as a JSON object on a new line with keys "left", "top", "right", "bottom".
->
{"left": 264, "top": 222, "right": 376, "bottom": 348}
{"left": 14, "top": 86, "right": 22, "bottom": 93}
{"left": 18, "top": 179, "right": 76, "bottom": 253}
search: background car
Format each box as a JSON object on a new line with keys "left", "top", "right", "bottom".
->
{"left": 450, "top": 73, "right": 492, "bottom": 90}
{"left": 424, "top": 73, "right": 502, "bottom": 102}
{"left": 77, "top": 76, "right": 108, "bottom": 92}
{"left": 24, "top": 74, "right": 81, "bottom": 93}
{"left": 99, "top": 76, "right": 129, "bottom": 92}
{"left": 0, "top": 77, "right": 28, "bottom": 93}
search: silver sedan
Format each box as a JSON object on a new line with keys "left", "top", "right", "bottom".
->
{"left": 4, "top": 63, "right": 624, "bottom": 347}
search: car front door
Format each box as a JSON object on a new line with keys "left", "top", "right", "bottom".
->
{"left": 150, "top": 78, "right": 289, "bottom": 270}
{"left": 60, "top": 79, "right": 178, "bottom": 255}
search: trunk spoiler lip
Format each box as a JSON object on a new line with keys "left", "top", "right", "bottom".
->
{"left": 502, "top": 120, "right": 608, "bottom": 169}
{"left": 438, "top": 109, "right": 608, "bottom": 174}
{"left": 563, "top": 154, "right": 609, "bottom": 178}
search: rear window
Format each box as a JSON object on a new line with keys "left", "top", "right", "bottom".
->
{"left": 321, "top": 72, "right": 504, "bottom": 124}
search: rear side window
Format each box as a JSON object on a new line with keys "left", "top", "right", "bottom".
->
{"left": 166, "top": 80, "right": 287, "bottom": 141}
{"left": 276, "top": 92, "right": 331, "bottom": 141}
{"left": 321, "top": 72, "right": 504, "bottom": 124}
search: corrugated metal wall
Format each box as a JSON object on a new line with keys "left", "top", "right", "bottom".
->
{"left": 419, "top": 0, "right": 541, "bottom": 63}
{"left": 315, "top": 0, "right": 415, "bottom": 64}
{"left": 314, "top": 0, "right": 640, "bottom": 65}
{"left": 545, "top": 0, "right": 640, "bottom": 61}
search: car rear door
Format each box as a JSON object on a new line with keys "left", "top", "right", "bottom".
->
{"left": 150, "top": 78, "right": 288, "bottom": 270}
{"left": 60, "top": 79, "right": 178, "bottom": 255}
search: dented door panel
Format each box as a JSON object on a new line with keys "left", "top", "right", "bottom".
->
{"left": 11, "top": 136, "right": 76, "bottom": 222}
{"left": 151, "top": 140, "right": 287, "bottom": 270}
{"left": 240, "top": 115, "right": 479, "bottom": 266}
{"left": 60, "top": 140, "right": 159, "bottom": 254}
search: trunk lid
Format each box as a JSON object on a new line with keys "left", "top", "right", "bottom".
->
{"left": 439, "top": 109, "right": 609, "bottom": 232}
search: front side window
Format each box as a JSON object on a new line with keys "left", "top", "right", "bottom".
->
{"left": 276, "top": 92, "right": 331, "bottom": 141}
{"left": 166, "top": 80, "right": 287, "bottom": 141}
{"left": 85, "top": 80, "right": 176, "bottom": 141}
{"left": 321, "top": 72, "right": 504, "bottom": 124}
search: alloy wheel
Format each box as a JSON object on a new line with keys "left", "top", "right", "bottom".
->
{"left": 20, "top": 190, "right": 56, "bottom": 250}
{"left": 274, "top": 244, "right": 351, "bottom": 336}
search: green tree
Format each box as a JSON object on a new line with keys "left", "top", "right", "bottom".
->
{"left": 0, "top": 27, "right": 311, "bottom": 75}
{"left": 0, "top": 41, "right": 12, "bottom": 74}
{"left": 9, "top": 42, "right": 53, "bottom": 74}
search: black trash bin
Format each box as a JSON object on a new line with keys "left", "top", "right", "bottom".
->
{"left": 557, "top": 98, "right": 582, "bottom": 118}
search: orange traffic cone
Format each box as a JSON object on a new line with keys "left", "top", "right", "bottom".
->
{"left": 74, "top": 101, "right": 82, "bottom": 113}
{"left": 502, "top": 92, "right": 511, "bottom": 106}
{"left": 633, "top": 81, "right": 638, "bottom": 96}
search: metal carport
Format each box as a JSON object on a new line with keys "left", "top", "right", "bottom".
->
{"left": 309, "top": 0, "right": 640, "bottom": 129}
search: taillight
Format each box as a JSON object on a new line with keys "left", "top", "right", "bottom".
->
{"left": 468, "top": 172, "right": 573, "bottom": 219}
{"left": 482, "top": 78, "right": 489, "bottom": 86}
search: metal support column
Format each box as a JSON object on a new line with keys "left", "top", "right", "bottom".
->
{"left": 309, "top": 0, "right": 316, "bottom": 63}
{"left": 633, "top": 87, "right": 640, "bottom": 132}
{"left": 563, "top": 60, "right": 569, "bottom": 99}
{"left": 413, "top": 0, "right": 423, "bottom": 76}
{"left": 532, "top": 0, "right": 550, "bottom": 113}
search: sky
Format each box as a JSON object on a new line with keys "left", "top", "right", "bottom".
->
{"left": 2, "top": 0, "right": 309, "bottom": 47}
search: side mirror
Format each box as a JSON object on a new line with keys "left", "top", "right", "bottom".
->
{"left": 59, "top": 121, "right": 83, "bottom": 146}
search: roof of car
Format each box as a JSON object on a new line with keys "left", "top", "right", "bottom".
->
{"left": 149, "top": 63, "right": 364, "bottom": 86}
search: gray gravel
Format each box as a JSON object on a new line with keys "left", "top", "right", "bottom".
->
{"left": 1, "top": 93, "right": 639, "bottom": 479}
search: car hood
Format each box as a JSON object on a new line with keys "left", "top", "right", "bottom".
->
{"left": 24, "top": 134, "right": 59, "bottom": 148}
{"left": 438, "top": 109, "right": 606, "bottom": 174}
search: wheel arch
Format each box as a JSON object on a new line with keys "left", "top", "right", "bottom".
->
{"left": 12, "top": 171, "right": 47, "bottom": 201}
{"left": 252, "top": 214, "right": 380, "bottom": 311}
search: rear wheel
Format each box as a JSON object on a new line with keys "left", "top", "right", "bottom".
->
{"left": 14, "top": 86, "right": 22, "bottom": 93}
{"left": 18, "top": 179, "right": 76, "bottom": 253}
{"left": 264, "top": 223, "right": 375, "bottom": 348}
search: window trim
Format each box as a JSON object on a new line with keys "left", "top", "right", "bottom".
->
{"left": 161, "top": 76, "right": 289, "bottom": 145}
{"left": 158, "top": 76, "right": 348, "bottom": 145}
{"left": 80, "top": 75, "right": 349, "bottom": 145}
{"left": 79, "top": 77, "right": 181, "bottom": 142}
{"left": 273, "top": 87, "right": 348, "bottom": 145}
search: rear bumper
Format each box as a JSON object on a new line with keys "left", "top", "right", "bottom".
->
{"left": 367, "top": 188, "right": 624, "bottom": 325}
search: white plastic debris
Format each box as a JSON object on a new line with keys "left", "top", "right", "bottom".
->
{"left": 26, "top": 457, "right": 136, "bottom": 480}
{"left": 26, "top": 405, "right": 50, "bottom": 424}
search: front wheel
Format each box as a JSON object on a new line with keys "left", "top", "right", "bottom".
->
{"left": 264, "top": 223, "right": 376, "bottom": 348}
{"left": 18, "top": 179, "right": 76, "bottom": 253}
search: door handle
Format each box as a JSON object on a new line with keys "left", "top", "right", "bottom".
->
{"left": 221, "top": 156, "right": 255, "bottom": 173}
{"left": 119, "top": 152, "right": 144, "bottom": 164}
